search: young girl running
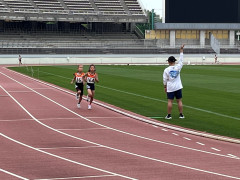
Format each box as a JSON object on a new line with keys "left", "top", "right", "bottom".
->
{"left": 71, "top": 65, "right": 85, "bottom": 108}
{"left": 85, "top": 64, "right": 99, "bottom": 110}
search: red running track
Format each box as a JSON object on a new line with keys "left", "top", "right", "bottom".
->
{"left": 0, "top": 66, "right": 240, "bottom": 180}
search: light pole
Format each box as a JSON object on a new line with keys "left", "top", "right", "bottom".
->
{"left": 236, "top": 31, "right": 240, "bottom": 41}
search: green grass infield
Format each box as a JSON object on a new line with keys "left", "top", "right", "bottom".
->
{"left": 8, "top": 65, "right": 240, "bottom": 139}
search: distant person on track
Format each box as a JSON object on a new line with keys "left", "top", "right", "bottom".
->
{"left": 71, "top": 65, "right": 85, "bottom": 108}
{"left": 84, "top": 64, "right": 99, "bottom": 110}
{"left": 163, "top": 44, "right": 185, "bottom": 119}
{"left": 18, "top": 55, "right": 22, "bottom": 66}
{"left": 214, "top": 54, "right": 218, "bottom": 64}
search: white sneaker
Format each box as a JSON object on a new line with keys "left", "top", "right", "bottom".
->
{"left": 77, "top": 103, "right": 80, "bottom": 108}
{"left": 76, "top": 93, "right": 79, "bottom": 100}
{"left": 165, "top": 115, "right": 172, "bottom": 120}
{"left": 88, "top": 105, "right": 92, "bottom": 110}
{"left": 179, "top": 114, "right": 185, "bottom": 119}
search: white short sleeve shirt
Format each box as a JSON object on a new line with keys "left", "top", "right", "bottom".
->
{"left": 163, "top": 53, "right": 184, "bottom": 92}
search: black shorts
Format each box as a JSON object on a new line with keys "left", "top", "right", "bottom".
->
{"left": 86, "top": 83, "right": 95, "bottom": 91}
{"left": 75, "top": 83, "right": 84, "bottom": 96}
{"left": 167, "top": 89, "right": 182, "bottom": 100}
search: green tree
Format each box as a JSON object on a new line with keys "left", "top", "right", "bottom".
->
{"left": 136, "top": 10, "right": 162, "bottom": 37}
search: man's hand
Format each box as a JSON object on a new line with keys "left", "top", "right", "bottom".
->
{"left": 180, "top": 44, "right": 185, "bottom": 53}
{"left": 164, "top": 87, "right": 167, "bottom": 93}
{"left": 164, "top": 85, "right": 167, "bottom": 93}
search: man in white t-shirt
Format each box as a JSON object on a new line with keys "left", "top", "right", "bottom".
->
{"left": 163, "top": 45, "right": 185, "bottom": 119}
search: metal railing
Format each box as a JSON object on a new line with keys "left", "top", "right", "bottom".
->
{"left": 1, "top": 39, "right": 239, "bottom": 49}
{"left": 1, "top": 7, "right": 146, "bottom": 16}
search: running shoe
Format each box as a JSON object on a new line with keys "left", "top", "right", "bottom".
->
{"left": 165, "top": 114, "right": 172, "bottom": 120}
{"left": 77, "top": 103, "right": 80, "bottom": 108}
{"left": 76, "top": 93, "right": 79, "bottom": 100}
{"left": 88, "top": 104, "right": 92, "bottom": 110}
{"left": 179, "top": 114, "right": 185, "bottom": 119}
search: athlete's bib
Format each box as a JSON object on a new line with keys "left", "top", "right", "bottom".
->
{"left": 86, "top": 73, "right": 96, "bottom": 84}
{"left": 75, "top": 72, "right": 85, "bottom": 83}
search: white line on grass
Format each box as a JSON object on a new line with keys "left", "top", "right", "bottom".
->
{"left": 0, "top": 168, "right": 28, "bottom": 180}
{"left": 1, "top": 85, "right": 240, "bottom": 180}
{"left": 149, "top": 117, "right": 164, "bottom": 119}
{"left": 97, "top": 85, "right": 240, "bottom": 121}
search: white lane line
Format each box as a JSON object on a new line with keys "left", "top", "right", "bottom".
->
{"left": 0, "top": 72, "right": 238, "bottom": 160}
{"left": 6, "top": 68, "right": 240, "bottom": 144}
{"left": 38, "top": 146, "right": 102, "bottom": 150}
{"left": 228, "top": 154, "right": 238, "bottom": 158}
{"left": 38, "top": 117, "right": 128, "bottom": 121}
{"left": 0, "top": 118, "right": 33, "bottom": 122}
{"left": 57, "top": 128, "right": 107, "bottom": 131}
{"left": 38, "top": 117, "right": 80, "bottom": 121}
{"left": 8, "top": 91, "right": 34, "bottom": 93}
{"left": 1, "top": 80, "right": 240, "bottom": 179}
{"left": 32, "top": 88, "right": 53, "bottom": 90}
{"left": 2, "top": 94, "right": 240, "bottom": 180}
{"left": 0, "top": 168, "right": 28, "bottom": 180}
{"left": 85, "top": 117, "right": 129, "bottom": 119}
{"left": 196, "top": 142, "right": 205, "bottom": 146}
{"left": 152, "top": 125, "right": 158, "bottom": 128}
{"left": 1, "top": 132, "right": 134, "bottom": 180}
{"left": 162, "top": 129, "right": 168, "bottom": 132}
{"left": 183, "top": 137, "right": 191, "bottom": 141}
{"left": 0, "top": 85, "right": 137, "bottom": 180}
{"left": 172, "top": 133, "right": 179, "bottom": 136}
{"left": 211, "top": 148, "right": 221, "bottom": 152}
{"left": 2, "top": 124, "right": 240, "bottom": 180}
{"left": 0, "top": 95, "right": 9, "bottom": 97}
{"left": 35, "top": 175, "right": 116, "bottom": 180}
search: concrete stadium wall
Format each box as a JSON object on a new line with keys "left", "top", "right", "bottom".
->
{"left": 0, "top": 54, "right": 239, "bottom": 65}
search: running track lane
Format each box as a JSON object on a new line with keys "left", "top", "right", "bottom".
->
{"left": 0, "top": 66, "right": 240, "bottom": 180}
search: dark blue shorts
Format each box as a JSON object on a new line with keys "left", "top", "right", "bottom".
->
{"left": 167, "top": 89, "right": 182, "bottom": 100}
{"left": 75, "top": 83, "right": 83, "bottom": 96}
{"left": 87, "top": 83, "right": 95, "bottom": 91}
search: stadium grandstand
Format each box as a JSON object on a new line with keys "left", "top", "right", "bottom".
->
{"left": 0, "top": 0, "right": 240, "bottom": 54}
{"left": 0, "top": 0, "right": 151, "bottom": 54}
